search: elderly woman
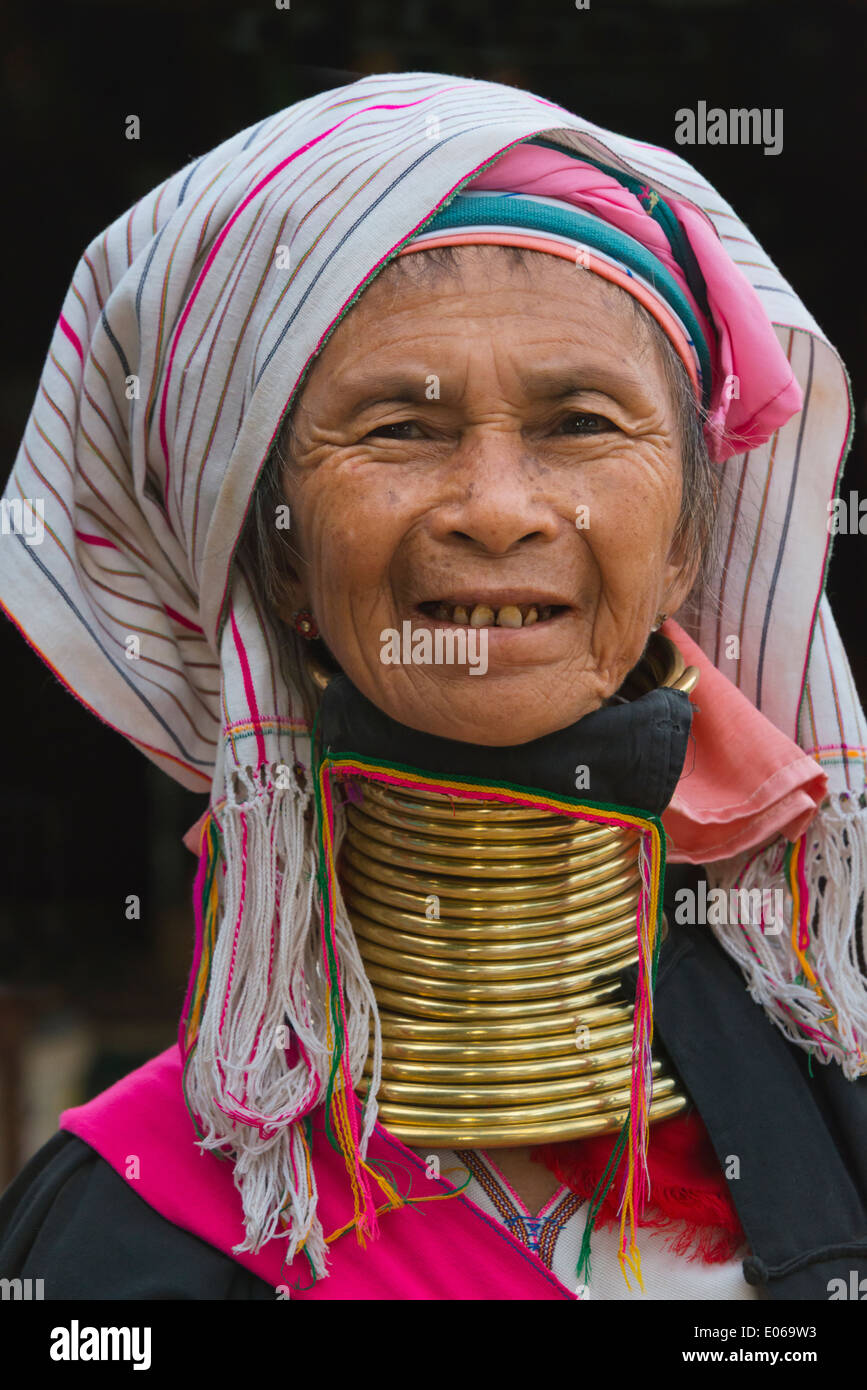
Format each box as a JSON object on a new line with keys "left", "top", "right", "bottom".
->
{"left": 1, "top": 71, "right": 865, "bottom": 1303}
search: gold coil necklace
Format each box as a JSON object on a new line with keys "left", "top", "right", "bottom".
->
{"left": 326, "top": 635, "right": 698, "bottom": 1149}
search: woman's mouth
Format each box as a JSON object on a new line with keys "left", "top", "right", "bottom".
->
{"left": 417, "top": 600, "right": 568, "bottom": 630}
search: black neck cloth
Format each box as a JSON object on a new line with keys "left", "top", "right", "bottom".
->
{"left": 318, "top": 674, "right": 692, "bottom": 817}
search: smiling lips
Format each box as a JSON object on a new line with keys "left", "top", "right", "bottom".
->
{"left": 418, "top": 600, "right": 565, "bottom": 629}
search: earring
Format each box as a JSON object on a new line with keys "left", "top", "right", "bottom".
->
{"left": 651, "top": 612, "right": 667, "bottom": 633}
{"left": 292, "top": 609, "right": 319, "bottom": 641}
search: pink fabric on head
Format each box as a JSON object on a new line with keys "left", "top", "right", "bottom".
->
{"left": 662, "top": 620, "right": 827, "bottom": 863}
{"left": 467, "top": 145, "right": 803, "bottom": 462}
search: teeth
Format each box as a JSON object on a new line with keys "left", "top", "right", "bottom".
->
{"left": 470, "top": 604, "right": 495, "bottom": 628}
{"left": 427, "top": 602, "right": 555, "bottom": 627}
{"left": 496, "top": 605, "right": 523, "bottom": 628}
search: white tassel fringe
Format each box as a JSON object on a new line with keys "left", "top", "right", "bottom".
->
{"left": 705, "top": 790, "right": 867, "bottom": 1080}
{"left": 183, "top": 763, "right": 382, "bottom": 1281}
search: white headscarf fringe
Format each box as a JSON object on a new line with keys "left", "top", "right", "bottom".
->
{"left": 183, "top": 763, "right": 383, "bottom": 1278}
{"left": 705, "top": 792, "right": 867, "bottom": 1080}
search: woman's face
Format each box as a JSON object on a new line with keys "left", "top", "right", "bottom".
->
{"left": 278, "top": 246, "right": 694, "bottom": 745}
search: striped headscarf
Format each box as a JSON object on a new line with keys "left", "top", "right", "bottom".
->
{"left": 1, "top": 71, "right": 863, "bottom": 1273}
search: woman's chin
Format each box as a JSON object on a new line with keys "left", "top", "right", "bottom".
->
{"left": 371, "top": 682, "right": 607, "bottom": 746}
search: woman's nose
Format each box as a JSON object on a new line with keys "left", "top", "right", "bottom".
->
{"left": 431, "top": 434, "right": 563, "bottom": 555}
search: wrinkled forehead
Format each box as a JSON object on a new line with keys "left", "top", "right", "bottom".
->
{"left": 295, "top": 244, "right": 663, "bottom": 398}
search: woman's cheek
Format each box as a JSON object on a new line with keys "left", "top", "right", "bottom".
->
{"left": 586, "top": 461, "right": 677, "bottom": 572}
{"left": 295, "top": 469, "right": 361, "bottom": 562}
{"left": 581, "top": 519, "right": 666, "bottom": 645}
{"left": 301, "top": 503, "right": 399, "bottom": 638}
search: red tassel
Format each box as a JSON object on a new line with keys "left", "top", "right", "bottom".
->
{"left": 531, "top": 1108, "right": 745, "bottom": 1265}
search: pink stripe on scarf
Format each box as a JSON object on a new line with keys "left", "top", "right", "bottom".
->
{"left": 59, "top": 313, "right": 84, "bottom": 362}
{"left": 164, "top": 603, "right": 204, "bottom": 633}
{"left": 229, "top": 607, "right": 266, "bottom": 769}
{"left": 75, "top": 530, "right": 117, "bottom": 549}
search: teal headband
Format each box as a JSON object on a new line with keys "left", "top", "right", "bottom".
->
{"left": 418, "top": 191, "right": 714, "bottom": 409}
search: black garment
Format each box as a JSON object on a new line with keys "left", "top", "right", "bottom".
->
{"left": 319, "top": 671, "right": 692, "bottom": 817}
{"left": 638, "top": 864, "right": 867, "bottom": 1300}
{"left": 0, "top": 1129, "right": 274, "bottom": 1300}
{"left": 2, "top": 863, "right": 866, "bottom": 1300}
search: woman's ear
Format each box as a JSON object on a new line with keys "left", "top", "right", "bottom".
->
{"left": 272, "top": 576, "right": 308, "bottom": 627}
{"left": 662, "top": 443, "right": 719, "bottom": 618}
{"left": 663, "top": 454, "right": 718, "bottom": 616}
{"left": 661, "top": 532, "right": 700, "bottom": 619}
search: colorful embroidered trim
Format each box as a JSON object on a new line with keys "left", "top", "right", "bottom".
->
{"left": 785, "top": 835, "right": 840, "bottom": 1054}
{"left": 455, "top": 1149, "right": 586, "bottom": 1269}
{"left": 181, "top": 811, "right": 222, "bottom": 1059}
{"left": 725, "top": 836, "right": 841, "bottom": 1061}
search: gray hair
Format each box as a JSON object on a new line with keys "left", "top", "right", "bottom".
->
{"left": 236, "top": 243, "right": 719, "bottom": 623}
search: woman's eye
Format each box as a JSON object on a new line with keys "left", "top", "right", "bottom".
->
{"left": 364, "top": 420, "right": 420, "bottom": 440}
{"left": 363, "top": 414, "right": 616, "bottom": 441}
{"left": 560, "top": 412, "right": 616, "bottom": 434}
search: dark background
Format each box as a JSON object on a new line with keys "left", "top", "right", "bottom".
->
{"left": 1, "top": 0, "right": 864, "bottom": 1181}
